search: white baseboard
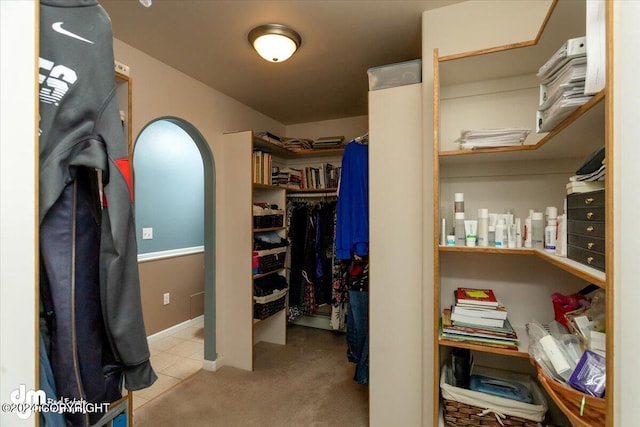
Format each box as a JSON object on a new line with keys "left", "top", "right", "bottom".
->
{"left": 202, "top": 359, "right": 220, "bottom": 372}
{"left": 147, "top": 315, "right": 204, "bottom": 343}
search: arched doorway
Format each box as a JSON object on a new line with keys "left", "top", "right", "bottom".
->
{"left": 133, "top": 117, "right": 216, "bottom": 364}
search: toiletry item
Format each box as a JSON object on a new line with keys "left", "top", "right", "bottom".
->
{"left": 524, "top": 216, "right": 532, "bottom": 248}
{"left": 495, "top": 218, "right": 507, "bottom": 248}
{"left": 446, "top": 235, "right": 456, "bottom": 246}
{"left": 515, "top": 218, "right": 522, "bottom": 248}
{"left": 441, "top": 218, "right": 446, "bottom": 246}
{"left": 477, "top": 209, "right": 489, "bottom": 247}
{"left": 488, "top": 226, "right": 496, "bottom": 247}
{"left": 532, "top": 212, "right": 544, "bottom": 249}
{"left": 455, "top": 212, "right": 466, "bottom": 246}
{"left": 454, "top": 193, "right": 465, "bottom": 214}
{"left": 508, "top": 223, "right": 516, "bottom": 248}
{"left": 555, "top": 214, "right": 567, "bottom": 256}
{"left": 464, "top": 220, "right": 478, "bottom": 247}
{"left": 545, "top": 217, "right": 557, "bottom": 252}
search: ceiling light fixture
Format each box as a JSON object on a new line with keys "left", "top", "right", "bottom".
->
{"left": 248, "top": 24, "right": 302, "bottom": 63}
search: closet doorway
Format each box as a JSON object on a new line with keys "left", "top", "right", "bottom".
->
{"left": 133, "top": 117, "right": 217, "bottom": 363}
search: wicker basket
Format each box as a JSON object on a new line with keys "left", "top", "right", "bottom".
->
{"left": 253, "top": 211, "right": 284, "bottom": 229}
{"left": 535, "top": 364, "right": 606, "bottom": 427}
{"left": 253, "top": 247, "right": 286, "bottom": 274}
{"left": 441, "top": 365, "right": 547, "bottom": 427}
{"left": 254, "top": 288, "right": 287, "bottom": 320}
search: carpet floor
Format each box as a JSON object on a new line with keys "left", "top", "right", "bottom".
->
{"left": 133, "top": 324, "right": 369, "bottom": 426}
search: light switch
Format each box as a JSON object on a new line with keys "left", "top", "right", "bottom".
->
{"left": 142, "top": 227, "right": 153, "bottom": 240}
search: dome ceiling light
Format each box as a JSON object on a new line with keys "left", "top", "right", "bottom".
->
{"left": 248, "top": 24, "right": 302, "bottom": 63}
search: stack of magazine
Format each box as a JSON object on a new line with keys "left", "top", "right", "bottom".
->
{"left": 536, "top": 36, "right": 594, "bottom": 133}
{"left": 440, "top": 287, "right": 519, "bottom": 351}
{"left": 457, "top": 128, "right": 530, "bottom": 150}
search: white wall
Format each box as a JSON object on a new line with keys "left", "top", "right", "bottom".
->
{"left": 0, "top": 2, "right": 37, "bottom": 426}
{"left": 613, "top": 2, "right": 640, "bottom": 425}
{"left": 369, "top": 84, "right": 423, "bottom": 426}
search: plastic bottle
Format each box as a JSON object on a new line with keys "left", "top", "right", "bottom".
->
{"left": 477, "top": 208, "right": 489, "bottom": 247}
{"left": 495, "top": 218, "right": 507, "bottom": 248}
{"left": 545, "top": 206, "right": 558, "bottom": 252}
{"left": 532, "top": 212, "right": 544, "bottom": 249}
{"left": 488, "top": 226, "right": 496, "bottom": 247}
{"left": 454, "top": 193, "right": 465, "bottom": 214}
{"left": 515, "top": 218, "right": 523, "bottom": 248}
{"left": 455, "top": 212, "right": 466, "bottom": 246}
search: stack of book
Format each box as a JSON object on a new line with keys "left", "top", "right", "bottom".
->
{"left": 312, "top": 136, "right": 344, "bottom": 149}
{"left": 536, "top": 36, "right": 594, "bottom": 133}
{"left": 440, "top": 287, "right": 519, "bottom": 351}
{"left": 457, "top": 128, "right": 531, "bottom": 150}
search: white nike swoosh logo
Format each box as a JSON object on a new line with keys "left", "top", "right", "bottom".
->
{"left": 52, "top": 22, "right": 94, "bottom": 44}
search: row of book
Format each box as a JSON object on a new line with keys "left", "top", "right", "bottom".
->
{"left": 253, "top": 151, "right": 273, "bottom": 185}
{"left": 272, "top": 164, "right": 340, "bottom": 190}
{"left": 440, "top": 287, "right": 519, "bottom": 351}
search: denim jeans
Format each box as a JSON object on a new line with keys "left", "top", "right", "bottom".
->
{"left": 347, "top": 290, "right": 369, "bottom": 385}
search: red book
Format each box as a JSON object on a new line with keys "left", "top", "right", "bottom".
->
{"left": 455, "top": 287, "right": 499, "bottom": 307}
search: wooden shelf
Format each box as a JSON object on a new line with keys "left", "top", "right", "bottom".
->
{"left": 253, "top": 136, "right": 344, "bottom": 159}
{"left": 439, "top": 93, "right": 605, "bottom": 165}
{"left": 253, "top": 226, "right": 286, "bottom": 233}
{"left": 432, "top": 1, "right": 612, "bottom": 424}
{"left": 252, "top": 268, "right": 285, "bottom": 280}
{"left": 438, "top": 246, "right": 606, "bottom": 287}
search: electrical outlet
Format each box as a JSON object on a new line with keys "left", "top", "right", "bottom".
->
{"left": 163, "top": 292, "right": 170, "bottom": 305}
{"left": 142, "top": 227, "right": 153, "bottom": 240}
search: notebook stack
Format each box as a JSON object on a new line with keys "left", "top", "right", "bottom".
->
{"left": 440, "top": 287, "right": 519, "bottom": 351}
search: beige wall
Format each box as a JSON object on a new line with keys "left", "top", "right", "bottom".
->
{"left": 286, "top": 115, "right": 368, "bottom": 142}
{"left": 112, "top": 39, "right": 285, "bottom": 336}
{"left": 138, "top": 254, "right": 205, "bottom": 335}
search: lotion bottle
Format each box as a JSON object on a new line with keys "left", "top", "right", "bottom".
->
{"left": 455, "top": 212, "right": 466, "bottom": 246}
{"left": 495, "top": 218, "right": 507, "bottom": 248}
{"left": 477, "top": 208, "right": 489, "bottom": 247}
{"left": 532, "top": 212, "right": 544, "bottom": 249}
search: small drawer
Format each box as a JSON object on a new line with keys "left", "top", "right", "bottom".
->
{"left": 567, "top": 220, "right": 606, "bottom": 238}
{"left": 567, "top": 234, "right": 606, "bottom": 255}
{"left": 567, "top": 190, "right": 605, "bottom": 209}
{"left": 567, "top": 245, "right": 605, "bottom": 272}
{"left": 567, "top": 206, "right": 605, "bottom": 222}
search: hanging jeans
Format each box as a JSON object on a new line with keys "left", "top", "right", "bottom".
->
{"left": 347, "top": 290, "right": 369, "bottom": 385}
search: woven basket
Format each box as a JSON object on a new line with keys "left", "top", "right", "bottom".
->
{"left": 442, "top": 399, "right": 539, "bottom": 427}
{"left": 254, "top": 247, "right": 286, "bottom": 274}
{"left": 535, "top": 365, "right": 606, "bottom": 427}
{"left": 254, "top": 288, "right": 287, "bottom": 320}
{"left": 440, "top": 365, "right": 547, "bottom": 427}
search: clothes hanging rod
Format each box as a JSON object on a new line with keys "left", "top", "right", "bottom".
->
{"left": 287, "top": 191, "right": 337, "bottom": 198}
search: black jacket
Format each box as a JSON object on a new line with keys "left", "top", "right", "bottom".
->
{"left": 39, "top": 0, "right": 156, "bottom": 416}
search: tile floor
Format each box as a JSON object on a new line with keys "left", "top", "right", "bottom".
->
{"left": 133, "top": 318, "right": 205, "bottom": 410}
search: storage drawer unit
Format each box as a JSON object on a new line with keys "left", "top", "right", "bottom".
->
{"left": 566, "top": 190, "right": 605, "bottom": 271}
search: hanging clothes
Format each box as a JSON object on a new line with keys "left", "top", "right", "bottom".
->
{"left": 335, "top": 136, "right": 370, "bottom": 385}
{"left": 335, "top": 141, "right": 369, "bottom": 260}
{"left": 39, "top": 1, "right": 156, "bottom": 425}
{"left": 287, "top": 200, "right": 337, "bottom": 317}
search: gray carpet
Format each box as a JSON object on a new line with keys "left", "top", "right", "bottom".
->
{"left": 133, "top": 324, "right": 369, "bottom": 426}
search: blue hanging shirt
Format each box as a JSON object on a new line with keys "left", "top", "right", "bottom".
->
{"left": 336, "top": 141, "right": 369, "bottom": 259}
